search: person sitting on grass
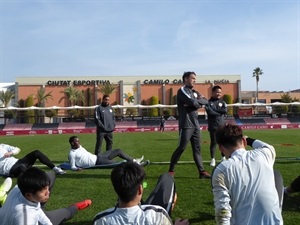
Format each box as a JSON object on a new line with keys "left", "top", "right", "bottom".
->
{"left": 0, "top": 143, "right": 65, "bottom": 177}
{"left": 0, "top": 167, "right": 92, "bottom": 225}
{"left": 93, "top": 162, "right": 189, "bottom": 225}
{"left": 68, "top": 136, "right": 146, "bottom": 171}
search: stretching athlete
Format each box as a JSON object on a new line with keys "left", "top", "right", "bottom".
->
{"left": 68, "top": 136, "right": 147, "bottom": 171}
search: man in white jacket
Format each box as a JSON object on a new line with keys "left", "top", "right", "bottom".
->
{"left": 0, "top": 143, "right": 65, "bottom": 177}
{"left": 93, "top": 162, "right": 188, "bottom": 225}
{"left": 0, "top": 167, "right": 91, "bottom": 225}
{"left": 212, "top": 124, "right": 283, "bottom": 225}
{"left": 68, "top": 136, "right": 146, "bottom": 171}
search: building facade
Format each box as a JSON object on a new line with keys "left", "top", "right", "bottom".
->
{"left": 0, "top": 75, "right": 298, "bottom": 122}
{"left": 15, "top": 75, "right": 241, "bottom": 108}
{"left": 241, "top": 90, "right": 300, "bottom": 104}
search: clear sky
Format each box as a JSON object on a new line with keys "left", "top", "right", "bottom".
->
{"left": 0, "top": 0, "right": 299, "bottom": 92}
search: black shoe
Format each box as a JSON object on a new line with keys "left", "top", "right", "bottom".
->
{"left": 199, "top": 171, "right": 211, "bottom": 179}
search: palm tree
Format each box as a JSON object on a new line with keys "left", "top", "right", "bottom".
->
{"left": 97, "top": 83, "right": 117, "bottom": 96}
{"left": 252, "top": 67, "right": 263, "bottom": 102}
{"left": 34, "top": 87, "right": 53, "bottom": 107}
{"left": 59, "top": 86, "right": 85, "bottom": 106}
{"left": 0, "top": 89, "right": 15, "bottom": 107}
{"left": 0, "top": 89, "right": 15, "bottom": 124}
{"left": 34, "top": 87, "right": 53, "bottom": 123}
{"left": 96, "top": 83, "right": 117, "bottom": 105}
{"left": 59, "top": 86, "right": 85, "bottom": 118}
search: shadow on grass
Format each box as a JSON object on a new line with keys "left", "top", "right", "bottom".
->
{"left": 56, "top": 173, "right": 110, "bottom": 179}
{"left": 275, "top": 161, "right": 300, "bottom": 164}
{"left": 282, "top": 195, "right": 300, "bottom": 212}
{"left": 65, "top": 221, "right": 92, "bottom": 225}
{"left": 154, "top": 138, "right": 177, "bottom": 141}
{"left": 188, "top": 211, "right": 215, "bottom": 223}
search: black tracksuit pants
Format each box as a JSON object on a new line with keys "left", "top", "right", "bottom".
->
{"left": 169, "top": 128, "right": 205, "bottom": 173}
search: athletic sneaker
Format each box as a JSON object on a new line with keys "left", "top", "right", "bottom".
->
{"left": 210, "top": 158, "right": 216, "bottom": 167}
{"left": 0, "top": 177, "right": 12, "bottom": 206}
{"left": 139, "top": 160, "right": 150, "bottom": 167}
{"left": 134, "top": 155, "right": 144, "bottom": 164}
{"left": 53, "top": 166, "right": 66, "bottom": 175}
{"left": 73, "top": 199, "right": 92, "bottom": 210}
{"left": 199, "top": 171, "right": 211, "bottom": 179}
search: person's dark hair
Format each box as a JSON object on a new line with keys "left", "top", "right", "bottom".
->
{"left": 215, "top": 124, "right": 243, "bottom": 149}
{"left": 17, "top": 167, "right": 50, "bottom": 196}
{"left": 212, "top": 85, "right": 222, "bottom": 92}
{"left": 182, "top": 71, "right": 196, "bottom": 82}
{"left": 69, "top": 136, "right": 78, "bottom": 145}
{"left": 111, "top": 162, "right": 146, "bottom": 203}
{"left": 102, "top": 94, "right": 109, "bottom": 100}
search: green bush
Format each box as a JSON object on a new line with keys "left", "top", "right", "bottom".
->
{"left": 126, "top": 108, "right": 138, "bottom": 116}
{"left": 45, "top": 109, "right": 58, "bottom": 118}
{"left": 67, "top": 109, "right": 82, "bottom": 118}
{"left": 223, "top": 94, "right": 233, "bottom": 115}
{"left": 4, "top": 110, "right": 15, "bottom": 119}
{"left": 4, "top": 110, "right": 15, "bottom": 124}
{"left": 26, "top": 95, "right": 35, "bottom": 124}
{"left": 273, "top": 105, "right": 288, "bottom": 114}
{"left": 289, "top": 105, "right": 300, "bottom": 113}
{"left": 163, "top": 109, "right": 171, "bottom": 116}
{"left": 149, "top": 96, "right": 159, "bottom": 117}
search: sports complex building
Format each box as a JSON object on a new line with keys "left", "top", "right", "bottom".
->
{"left": 14, "top": 75, "right": 240, "bottom": 107}
{"left": 9, "top": 74, "right": 299, "bottom": 107}
{"left": 0, "top": 74, "right": 299, "bottom": 136}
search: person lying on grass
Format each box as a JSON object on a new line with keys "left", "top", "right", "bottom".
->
{"left": 0, "top": 143, "right": 65, "bottom": 177}
{"left": 68, "top": 136, "right": 146, "bottom": 171}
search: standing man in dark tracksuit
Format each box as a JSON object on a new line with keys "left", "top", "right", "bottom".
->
{"left": 94, "top": 95, "right": 116, "bottom": 155}
{"left": 160, "top": 116, "right": 166, "bottom": 132}
{"left": 168, "top": 71, "right": 211, "bottom": 179}
{"left": 205, "top": 85, "right": 227, "bottom": 167}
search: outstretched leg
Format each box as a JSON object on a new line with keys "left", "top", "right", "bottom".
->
{"left": 15, "top": 150, "right": 55, "bottom": 169}
{"left": 103, "top": 149, "right": 133, "bottom": 162}
{"left": 43, "top": 206, "right": 77, "bottom": 225}
{"left": 144, "top": 173, "right": 176, "bottom": 216}
{"left": 9, "top": 150, "right": 62, "bottom": 177}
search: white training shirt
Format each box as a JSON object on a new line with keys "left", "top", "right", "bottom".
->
{"left": 212, "top": 139, "right": 283, "bottom": 225}
{"left": 0, "top": 186, "right": 52, "bottom": 225}
{"left": 93, "top": 204, "right": 173, "bottom": 225}
{"left": 69, "top": 145, "right": 97, "bottom": 170}
{"left": 0, "top": 143, "right": 21, "bottom": 175}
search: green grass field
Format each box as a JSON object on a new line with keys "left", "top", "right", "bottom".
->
{"left": 1, "top": 129, "right": 299, "bottom": 225}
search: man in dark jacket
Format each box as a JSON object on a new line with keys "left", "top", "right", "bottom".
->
{"left": 168, "top": 71, "right": 211, "bottom": 179}
{"left": 205, "top": 85, "right": 227, "bottom": 166}
{"left": 94, "top": 95, "right": 116, "bottom": 155}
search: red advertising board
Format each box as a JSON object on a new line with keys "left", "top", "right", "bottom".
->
{"left": 238, "top": 108, "right": 252, "bottom": 117}
{"left": 0, "top": 123, "right": 299, "bottom": 136}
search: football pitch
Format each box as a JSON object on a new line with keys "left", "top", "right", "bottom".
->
{"left": 1, "top": 129, "right": 299, "bottom": 225}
